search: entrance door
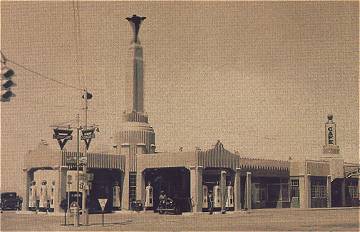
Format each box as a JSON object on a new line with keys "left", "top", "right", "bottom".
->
{"left": 310, "top": 177, "right": 327, "bottom": 208}
{"left": 331, "top": 179, "right": 343, "bottom": 207}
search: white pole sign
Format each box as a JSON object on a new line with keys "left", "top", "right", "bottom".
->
{"left": 98, "top": 198, "right": 108, "bottom": 211}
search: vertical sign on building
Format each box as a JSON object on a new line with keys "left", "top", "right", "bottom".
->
{"left": 325, "top": 114, "right": 336, "bottom": 146}
{"left": 323, "top": 114, "right": 340, "bottom": 154}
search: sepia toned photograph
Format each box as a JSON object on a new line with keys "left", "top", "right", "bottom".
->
{"left": 0, "top": 1, "right": 359, "bottom": 231}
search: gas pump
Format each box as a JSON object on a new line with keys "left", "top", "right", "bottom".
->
{"left": 49, "top": 181, "right": 55, "bottom": 211}
{"left": 39, "top": 180, "right": 48, "bottom": 211}
{"left": 29, "top": 181, "right": 37, "bottom": 211}
{"left": 202, "top": 185, "right": 208, "bottom": 209}
{"left": 213, "top": 182, "right": 221, "bottom": 209}
{"left": 145, "top": 182, "right": 153, "bottom": 209}
{"left": 112, "top": 182, "right": 121, "bottom": 211}
{"left": 225, "top": 182, "right": 234, "bottom": 210}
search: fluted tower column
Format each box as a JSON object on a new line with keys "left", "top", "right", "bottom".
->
{"left": 124, "top": 14, "right": 145, "bottom": 114}
{"left": 114, "top": 15, "right": 156, "bottom": 209}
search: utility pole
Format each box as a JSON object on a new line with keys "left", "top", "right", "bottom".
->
{"left": 82, "top": 89, "right": 89, "bottom": 225}
{"left": 75, "top": 113, "right": 80, "bottom": 227}
{"left": 52, "top": 90, "right": 96, "bottom": 227}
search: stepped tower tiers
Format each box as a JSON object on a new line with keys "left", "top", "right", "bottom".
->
{"left": 114, "top": 15, "right": 156, "bottom": 159}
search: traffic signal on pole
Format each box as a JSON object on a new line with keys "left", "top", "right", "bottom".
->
{"left": 82, "top": 91, "right": 92, "bottom": 100}
{"left": 1, "top": 66, "right": 16, "bottom": 102}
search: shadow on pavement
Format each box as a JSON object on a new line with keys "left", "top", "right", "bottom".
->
{"left": 87, "top": 219, "right": 133, "bottom": 226}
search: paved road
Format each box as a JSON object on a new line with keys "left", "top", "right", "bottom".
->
{"left": 1, "top": 208, "right": 359, "bottom": 231}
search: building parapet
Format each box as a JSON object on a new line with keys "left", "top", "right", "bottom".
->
{"left": 290, "top": 159, "right": 330, "bottom": 177}
{"left": 61, "top": 151, "right": 126, "bottom": 171}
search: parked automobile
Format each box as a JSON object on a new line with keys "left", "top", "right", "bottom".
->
{"left": 0, "top": 192, "right": 22, "bottom": 211}
{"left": 131, "top": 200, "right": 143, "bottom": 212}
{"left": 157, "top": 196, "right": 182, "bottom": 215}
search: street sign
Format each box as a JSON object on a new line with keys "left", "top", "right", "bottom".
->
{"left": 53, "top": 128, "right": 73, "bottom": 150}
{"left": 98, "top": 198, "right": 107, "bottom": 211}
{"left": 81, "top": 128, "right": 95, "bottom": 150}
{"left": 79, "top": 156, "right": 87, "bottom": 165}
{"left": 66, "top": 156, "right": 77, "bottom": 165}
{"left": 98, "top": 198, "right": 107, "bottom": 227}
{"left": 87, "top": 173, "right": 94, "bottom": 181}
{"left": 67, "top": 175, "right": 72, "bottom": 185}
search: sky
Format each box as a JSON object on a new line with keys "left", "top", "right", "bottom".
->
{"left": 1, "top": 1, "right": 359, "bottom": 193}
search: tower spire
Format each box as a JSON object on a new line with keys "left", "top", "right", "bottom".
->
{"left": 126, "top": 15, "right": 146, "bottom": 43}
{"left": 124, "top": 14, "right": 146, "bottom": 116}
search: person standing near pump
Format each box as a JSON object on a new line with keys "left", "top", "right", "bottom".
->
{"left": 208, "top": 190, "right": 214, "bottom": 215}
{"left": 159, "top": 191, "right": 166, "bottom": 206}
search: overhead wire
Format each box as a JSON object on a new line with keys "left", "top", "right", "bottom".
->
{"left": 5, "top": 57, "right": 82, "bottom": 91}
{"left": 76, "top": 1, "right": 85, "bottom": 89}
{"left": 72, "top": 0, "right": 84, "bottom": 92}
{"left": 1, "top": 1, "right": 90, "bottom": 99}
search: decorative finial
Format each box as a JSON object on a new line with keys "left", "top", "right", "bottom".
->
{"left": 126, "top": 14, "right": 146, "bottom": 43}
{"left": 327, "top": 114, "right": 333, "bottom": 121}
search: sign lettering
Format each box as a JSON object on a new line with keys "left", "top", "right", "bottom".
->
{"left": 53, "top": 128, "right": 73, "bottom": 150}
{"left": 327, "top": 126, "right": 334, "bottom": 145}
{"left": 81, "top": 128, "right": 95, "bottom": 150}
{"left": 66, "top": 157, "right": 77, "bottom": 165}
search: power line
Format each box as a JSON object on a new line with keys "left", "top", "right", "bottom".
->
{"left": 72, "top": 0, "right": 84, "bottom": 90}
{"left": 5, "top": 58, "right": 83, "bottom": 91}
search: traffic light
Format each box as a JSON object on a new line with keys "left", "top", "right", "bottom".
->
{"left": 1, "top": 66, "right": 15, "bottom": 102}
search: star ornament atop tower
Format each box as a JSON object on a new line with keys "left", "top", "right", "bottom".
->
{"left": 126, "top": 14, "right": 146, "bottom": 43}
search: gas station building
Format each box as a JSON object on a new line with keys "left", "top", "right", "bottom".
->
{"left": 21, "top": 15, "right": 359, "bottom": 214}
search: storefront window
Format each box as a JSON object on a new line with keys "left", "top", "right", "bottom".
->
{"left": 268, "top": 184, "right": 280, "bottom": 202}
{"left": 291, "top": 179, "right": 299, "bottom": 198}
{"left": 348, "top": 185, "right": 358, "bottom": 199}
{"left": 311, "top": 179, "right": 326, "bottom": 199}
{"left": 281, "top": 184, "right": 289, "bottom": 201}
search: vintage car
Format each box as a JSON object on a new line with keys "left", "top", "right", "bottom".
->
{"left": 157, "top": 197, "right": 182, "bottom": 215}
{"left": 0, "top": 192, "right": 22, "bottom": 211}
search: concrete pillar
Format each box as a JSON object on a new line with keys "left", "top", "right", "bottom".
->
{"left": 245, "top": 172, "right": 252, "bottom": 210}
{"left": 278, "top": 178, "right": 283, "bottom": 208}
{"left": 326, "top": 175, "right": 332, "bottom": 208}
{"left": 136, "top": 170, "right": 145, "bottom": 204}
{"left": 341, "top": 179, "right": 346, "bottom": 206}
{"left": 121, "top": 151, "right": 130, "bottom": 210}
{"left": 54, "top": 166, "right": 67, "bottom": 213}
{"left": 121, "top": 171, "right": 129, "bottom": 210}
{"left": 234, "top": 168, "right": 242, "bottom": 211}
{"left": 299, "top": 176, "right": 305, "bottom": 208}
{"left": 220, "top": 170, "right": 226, "bottom": 212}
{"left": 299, "top": 175, "right": 311, "bottom": 208}
{"left": 305, "top": 175, "right": 309, "bottom": 208}
{"left": 189, "top": 166, "right": 203, "bottom": 212}
{"left": 22, "top": 168, "right": 32, "bottom": 211}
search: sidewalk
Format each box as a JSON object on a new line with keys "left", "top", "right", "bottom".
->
{"left": 14, "top": 206, "right": 360, "bottom": 218}
{"left": 247, "top": 206, "right": 360, "bottom": 213}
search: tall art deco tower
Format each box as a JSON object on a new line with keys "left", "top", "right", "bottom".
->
{"left": 113, "top": 15, "right": 156, "bottom": 208}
